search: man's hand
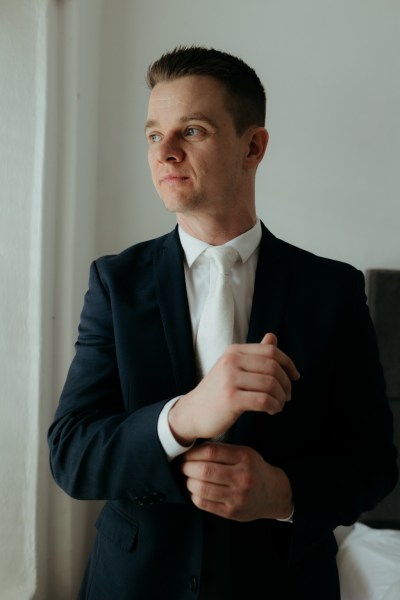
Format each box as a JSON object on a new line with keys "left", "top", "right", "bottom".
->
{"left": 169, "top": 333, "right": 300, "bottom": 445}
{"left": 181, "top": 442, "right": 293, "bottom": 521}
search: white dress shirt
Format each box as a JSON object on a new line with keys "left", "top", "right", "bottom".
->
{"left": 157, "top": 219, "right": 262, "bottom": 459}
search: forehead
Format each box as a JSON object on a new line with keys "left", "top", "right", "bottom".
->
{"left": 147, "top": 75, "right": 232, "bottom": 122}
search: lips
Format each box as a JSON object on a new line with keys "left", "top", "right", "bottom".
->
{"left": 160, "top": 174, "right": 190, "bottom": 184}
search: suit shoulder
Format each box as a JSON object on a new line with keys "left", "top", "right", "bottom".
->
{"left": 277, "top": 235, "right": 361, "bottom": 276}
{"left": 270, "top": 234, "right": 364, "bottom": 298}
{"left": 94, "top": 229, "right": 177, "bottom": 274}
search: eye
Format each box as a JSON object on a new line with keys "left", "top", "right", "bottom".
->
{"left": 185, "top": 126, "right": 202, "bottom": 138}
{"left": 147, "top": 132, "right": 162, "bottom": 143}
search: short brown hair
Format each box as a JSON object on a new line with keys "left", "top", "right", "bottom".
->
{"left": 146, "top": 46, "right": 266, "bottom": 135}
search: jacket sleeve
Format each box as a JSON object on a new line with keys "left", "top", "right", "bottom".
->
{"left": 278, "top": 269, "right": 398, "bottom": 564}
{"left": 48, "top": 260, "right": 188, "bottom": 504}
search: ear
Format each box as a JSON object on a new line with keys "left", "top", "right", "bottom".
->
{"left": 244, "top": 127, "right": 269, "bottom": 168}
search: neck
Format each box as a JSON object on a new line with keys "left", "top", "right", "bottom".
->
{"left": 177, "top": 210, "right": 257, "bottom": 246}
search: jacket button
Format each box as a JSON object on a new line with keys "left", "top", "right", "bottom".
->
{"left": 189, "top": 575, "right": 198, "bottom": 592}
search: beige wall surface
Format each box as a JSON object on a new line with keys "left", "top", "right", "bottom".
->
{"left": 0, "top": 0, "right": 399, "bottom": 598}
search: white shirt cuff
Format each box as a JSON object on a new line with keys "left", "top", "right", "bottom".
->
{"left": 157, "top": 397, "right": 195, "bottom": 461}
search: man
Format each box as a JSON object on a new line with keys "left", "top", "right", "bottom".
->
{"left": 48, "top": 47, "right": 397, "bottom": 599}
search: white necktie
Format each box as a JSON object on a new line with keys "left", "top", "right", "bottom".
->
{"left": 195, "top": 246, "right": 240, "bottom": 378}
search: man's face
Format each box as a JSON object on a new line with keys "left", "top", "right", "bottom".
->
{"left": 145, "top": 75, "right": 251, "bottom": 219}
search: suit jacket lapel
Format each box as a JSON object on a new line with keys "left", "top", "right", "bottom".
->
{"left": 233, "top": 224, "right": 292, "bottom": 443}
{"left": 154, "top": 227, "right": 198, "bottom": 395}
{"left": 247, "top": 224, "right": 291, "bottom": 342}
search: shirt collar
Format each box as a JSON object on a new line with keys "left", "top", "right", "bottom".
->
{"left": 178, "top": 218, "right": 262, "bottom": 268}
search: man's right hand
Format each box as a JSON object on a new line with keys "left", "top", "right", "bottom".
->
{"left": 168, "top": 333, "right": 300, "bottom": 446}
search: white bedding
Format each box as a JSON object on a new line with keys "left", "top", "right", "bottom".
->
{"left": 336, "top": 522, "right": 400, "bottom": 600}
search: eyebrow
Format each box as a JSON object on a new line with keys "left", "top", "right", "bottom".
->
{"left": 144, "top": 113, "right": 218, "bottom": 131}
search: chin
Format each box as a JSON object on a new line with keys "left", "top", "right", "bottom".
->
{"left": 159, "top": 194, "right": 202, "bottom": 214}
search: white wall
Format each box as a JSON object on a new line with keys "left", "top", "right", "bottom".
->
{"left": 0, "top": 2, "right": 47, "bottom": 598}
{"left": 0, "top": 1, "right": 399, "bottom": 598}
{"left": 1, "top": 1, "right": 103, "bottom": 598}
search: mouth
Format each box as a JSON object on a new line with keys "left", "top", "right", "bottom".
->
{"left": 160, "top": 175, "right": 190, "bottom": 184}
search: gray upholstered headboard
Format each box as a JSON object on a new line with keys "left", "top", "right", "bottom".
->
{"left": 360, "top": 269, "right": 400, "bottom": 529}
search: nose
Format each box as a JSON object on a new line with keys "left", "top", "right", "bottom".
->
{"left": 156, "top": 133, "right": 184, "bottom": 163}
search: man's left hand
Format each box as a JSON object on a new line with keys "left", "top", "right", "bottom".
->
{"left": 180, "top": 443, "right": 293, "bottom": 522}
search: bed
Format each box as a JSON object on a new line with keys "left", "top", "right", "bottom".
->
{"left": 335, "top": 269, "right": 400, "bottom": 600}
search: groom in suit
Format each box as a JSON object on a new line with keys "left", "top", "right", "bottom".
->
{"left": 48, "top": 46, "right": 397, "bottom": 599}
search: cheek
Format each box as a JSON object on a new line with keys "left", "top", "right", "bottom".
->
{"left": 195, "top": 152, "right": 218, "bottom": 178}
{"left": 147, "top": 155, "right": 158, "bottom": 182}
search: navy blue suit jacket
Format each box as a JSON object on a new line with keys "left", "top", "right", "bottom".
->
{"left": 48, "top": 224, "right": 397, "bottom": 599}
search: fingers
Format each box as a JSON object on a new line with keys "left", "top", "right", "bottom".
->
{"left": 224, "top": 335, "right": 300, "bottom": 414}
{"left": 233, "top": 355, "right": 293, "bottom": 401}
{"left": 183, "top": 442, "right": 237, "bottom": 464}
{"left": 227, "top": 337, "right": 300, "bottom": 383}
{"left": 260, "top": 342, "right": 300, "bottom": 382}
{"left": 182, "top": 456, "right": 231, "bottom": 488}
{"left": 260, "top": 332, "right": 278, "bottom": 346}
{"left": 181, "top": 444, "right": 245, "bottom": 512}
